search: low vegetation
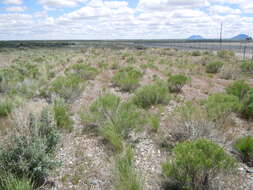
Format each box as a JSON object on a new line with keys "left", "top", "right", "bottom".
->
{"left": 203, "top": 93, "right": 241, "bottom": 124}
{"left": 112, "top": 66, "right": 143, "bottom": 92}
{"left": 0, "top": 173, "right": 33, "bottom": 190}
{"left": 220, "top": 63, "right": 240, "bottom": 80}
{"left": 217, "top": 50, "right": 235, "bottom": 59}
{"left": 65, "top": 63, "right": 98, "bottom": 80}
{"left": 83, "top": 93, "right": 144, "bottom": 151}
{"left": 149, "top": 113, "right": 160, "bottom": 133}
{"left": 240, "top": 89, "right": 253, "bottom": 119}
{"left": 168, "top": 102, "right": 213, "bottom": 143}
{"left": 53, "top": 97, "right": 74, "bottom": 132}
{"left": 240, "top": 61, "right": 253, "bottom": 73}
{"left": 167, "top": 74, "right": 188, "bottom": 93}
{"left": 133, "top": 80, "right": 170, "bottom": 108}
{"left": 205, "top": 61, "right": 224, "bottom": 73}
{"left": 114, "top": 147, "right": 142, "bottom": 190}
{"left": 226, "top": 80, "right": 251, "bottom": 100}
{"left": 234, "top": 136, "right": 253, "bottom": 167}
{"left": 0, "top": 97, "right": 12, "bottom": 117}
{"left": 191, "top": 50, "right": 201, "bottom": 56}
{"left": 163, "top": 139, "right": 236, "bottom": 190}
{"left": 49, "top": 73, "right": 85, "bottom": 101}
{"left": 0, "top": 107, "right": 59, "bottom": 187}
{"left": 0, "top": 45, "right": 252, "bottom": 190}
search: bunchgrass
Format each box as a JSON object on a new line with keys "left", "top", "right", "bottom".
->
{"left": 112, "top": 66, "right": 143, "bottom": 92}
{"left": 114, "top": 147, "right": 143, "bottom": 190}
{"left": 133, "top": 80, "right": 170, "bottom": 109}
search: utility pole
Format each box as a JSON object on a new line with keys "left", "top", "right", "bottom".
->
{"left": 220, "top": 22, "right": 223, "bottom": 50}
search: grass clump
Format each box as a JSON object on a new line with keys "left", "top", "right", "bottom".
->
{"left": 65, "top": 63, "right": 98, "bottom": 80}
{"left": 191, "top": 51, "right": 201, "bottom": 56}
{"left": 205, "top": 61, "right": 224, "bottom": 73}
{"left": 234, "top": 136, "right": 253, "bottom": 167}
{"left": 240, "top": 61, "right": 253, "bottom": 73}
{"left": 133, "top": 80, "right": 170, "bottom": 109}
{"left": 0, "top": 62, "right": 40, "bottom": 95}
{"left": 217, "top": 50, "right": 235, "bottom": 59}
{"left": 220, "top": 63, "right": 239, "bottom": 80}
{"left": 0, "top": 98, "right": 12, "bottom": 117}
{"left": 112, "top": 66, "right": 142, "bottom": 92}
{"left": 168, "top": 102, "right": 213, "bottom": 143}
{"left": 225, "top": 81, "right": 253, "bottom": 120}
{"left": 114, "top": 147, "right": 142, "bottom": 190}
{"left": 86, "top": 93, "right": 144, "bottom": 151}
{"left": 0, "top": 107, "right": 59, "bottom": 187}
{"left": 226, "top": 80, "right": 251, "bottom": 100}
{"left": 149, "top": 113, "right": 160, "bottom": 133}
{"left": 0, "top": 173, "right": 33, "bottom": 190}
{"left": 162, "top": 139, "right": 236, "bottom": 190}
{"left": 50, "top": 73, "right": 85, "bottom": 101}
{"left": 203, "top": 93, "right": 241, "bottom": 125}
{"left": 168, "top": 74, "right": 188, "bottom": 93}
{"left": 53, "top": 97, "right": 74, "bottom": 132}
{"left": 240, "top": 89, "right": 253, "bottom": 120}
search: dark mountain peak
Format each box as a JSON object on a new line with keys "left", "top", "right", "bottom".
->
{"left": 187, "top": 35, "right": 204, "bottom": 40}
{"left": 232, "top": 34, "right": 251, "bottom": 40}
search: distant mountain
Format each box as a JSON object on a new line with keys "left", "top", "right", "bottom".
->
{"left": 231, "top": 34, "right": 251, "bottom": 40}
{"left": 187, "top": 35, "right": 204, "bottom": 40}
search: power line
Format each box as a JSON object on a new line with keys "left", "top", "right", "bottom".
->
{"left": 220, "top": 22, "right": 223, "bottom": 50}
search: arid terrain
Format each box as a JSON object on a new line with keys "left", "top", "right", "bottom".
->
{"left": 0, "top": 45, "right": 252, "bottom": 190}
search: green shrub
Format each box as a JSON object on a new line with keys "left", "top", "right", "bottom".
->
{"left": 217, "top": 50, "right": 235, "bottom": 59}
{"left": 87, "top": 94, "right": 144, "bottom": 151}
{"left": 220, "top": 63, "right": 239, "bottom": 80}
{"left": 204, "top": 93, "right": 241, "bottom": 124}
{"left": 170, "top": 102, "right": 213, "bottom": 142}
{"left": 234, "top": 136, "right": 253, "bottom": 167}
{"left": 162, "top": 139, "right": 236, "bottom": 190}
{"left": 112, "top": 66, "right": 142, "bottom": 92}
{"left": 65, "top": 63, "right": 98, "bottom": 80}
{"left": 0, "top": 62, "right": 40, "bottom": 85}
{"left": 53, "top": 97, "right": 74, "bottom": 132}
{"left": 240, "top": 61, "right": 253, "bottom": 73}
{"left": 240, "top": 89, "right": 253, "bottom": 119}
{"left": 226, "top": 80, "right": 251, "bottom": 100}
{"left": 205, "top": 61, "right": 224, "bottom": 73}
{"left": 0, "top": 173, "right": 33, "bottom": 190}
{"left": 133, "top": 80, "right": 170, "bottom": 109}
{"left": 168, "top": 74, "right": 188, "bottom": 93}
{"left": 0, "top": 107, "right": 59, "bottom": 186}
{"left": 50, "top": 73, "right": 85, "bottom": 101}
{"left": 0, "top": 98, "right": 12, "bottom": 117}
{"left": 114, "top": 147, "right": 142, "bottom": 190}
{"left": 200, "top": 55, "right": 212, "bottom": 65}
{"left": 191, "top": 51, "right": 201, "bottom": 56}
{"left": 149, "top": 114, "right": 160, "bottom": 133}
{"left": 39, "top": 107, "right": 59, "bottom": 153}
{"left": 100, "top": 124, "right": 124, "bottom": 151}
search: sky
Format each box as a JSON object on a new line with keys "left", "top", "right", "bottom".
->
{"left": 0, "top": 0, "right": 253, "bottom": 40}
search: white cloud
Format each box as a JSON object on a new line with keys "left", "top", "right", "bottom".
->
{"left": 37, "top": 0, "right": 88, "bottom": 9}
{"left": 58, "top": 0, "right": 133, "bottom": 22}
{"left": 209, "top": 5, "right": 241, "bottom": 15}
{"left": 0, "top": 0, "right": 253, "bottom": 40}
{"left": 5, "top": 6, "right": 26, "bottom": 12}
{"left": 104, "top": 1, "right": 129, "bottom": 8}
{"left": 171, "top": 9, "right": 207, "bottom": 18}
{"left": 240, "top": 3, "right": 253, "bottom": 14}
{"left": 3, "top": 0, "right": 22, "bottom": 5}
{"left": 207, "top": 0, "right": 253, "bottom": 14}
{"left": 137, "top": 0, "right": 208, "bottom": 11}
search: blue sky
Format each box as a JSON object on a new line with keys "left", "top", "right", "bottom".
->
{"left": 1, "top": 0, "right": 253, "bottom": 40}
